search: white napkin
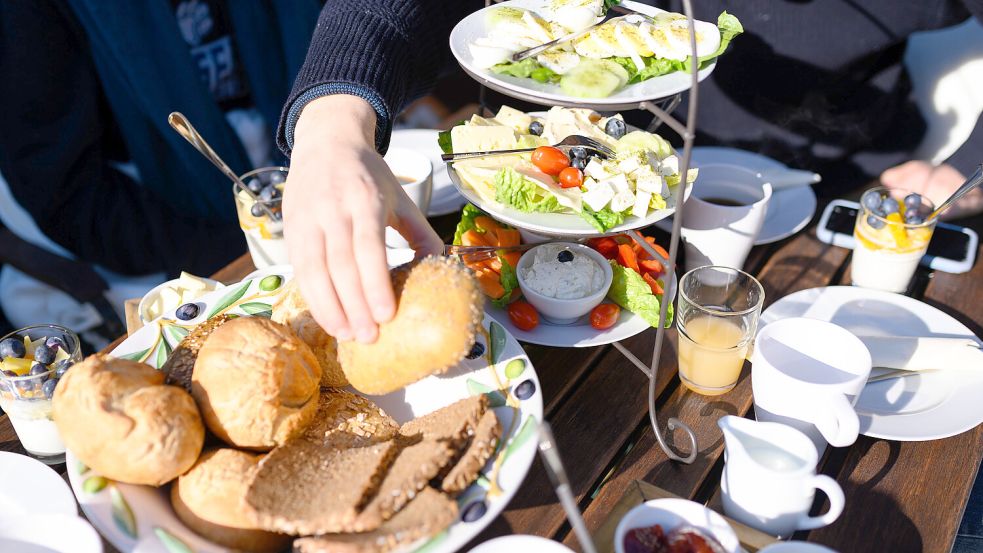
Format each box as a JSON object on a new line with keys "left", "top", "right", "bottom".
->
{"left": 859, "top": 336, "right": 983, "bottom": 373}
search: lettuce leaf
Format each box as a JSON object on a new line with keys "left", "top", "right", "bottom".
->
{"left": 491, "top": 59, "right": 560, "bottom": 83}
{"left": 603, "top": 0, "right": 622, "bottom": 10}
{"left": 607, "top": 261, "right": 673, "bottom": 328}
{"left": 437, "top": 120, "right": 466, "bottom": 155}
{"left": 495, "top": 168, "right": 563, "bottom": 213}
{"left": 453, "top": 203, "right": 484, "bottom": 245}
{"left": 580, "top": 205, "right": 628, "bottom": 232}
{"left": 493, "top": 257, "right": 519, "bottom": 308}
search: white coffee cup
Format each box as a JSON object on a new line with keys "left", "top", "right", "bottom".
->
{"left": 681, "top": 164, "right": 772, "bottom": 272}
{"left": 383, "top": 148, "right": 433, "bottom": 248}
{"left": 752, "top": 318, "right": 873, "bottom": 455}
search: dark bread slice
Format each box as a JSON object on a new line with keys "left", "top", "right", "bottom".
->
{"left": 162, "top": 314, "right": 232, "bottom": 391}
{"left": 304, "top": 389, "right": 399, "bottom": 449}
{"left": 292, "top": 488, "right": 459, "bottom": 553}
{"left": 399, "top": 395, "right": 488, "bottom": 449}
{"left": 243, "top": 439, "right": 398, "bottom": 535}
{"left": 439, "top": 409, "right": 501, "bottom": 494}
{"left": 352, "top": 437, "right": 456, "bottom": 532}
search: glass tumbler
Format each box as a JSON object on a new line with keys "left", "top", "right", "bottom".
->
{"left": 233, "top": 166, "right": 288, "bottom": 268}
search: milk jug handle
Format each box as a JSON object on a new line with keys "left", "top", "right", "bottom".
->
{"left": 812, "top": 392, "right": 860, "bottom": 448}
{"left": 797, "top": 475, "right": 845, "bottom": 530}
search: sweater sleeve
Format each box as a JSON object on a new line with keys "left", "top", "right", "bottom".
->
{"left": 278, "top": 0, "right": 482, "bottom": 156}
{"left": 0, "top": 0, "right": 246, "bottom": 277}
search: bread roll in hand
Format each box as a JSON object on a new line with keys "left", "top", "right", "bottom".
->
{"left": 52, "top": 354, "right": 204, "bottom": 486}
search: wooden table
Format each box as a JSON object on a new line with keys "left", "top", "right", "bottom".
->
{"left": 2, "top": 208, "right": 980, "bottom": 553}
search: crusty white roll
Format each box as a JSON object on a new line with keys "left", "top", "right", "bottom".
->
{"left": 191, "top": 317, "right": 321, "bottom": 451}
{"left": 171, "top": 448, "right": 291, "bottom": 553}
{"left": 338, "top": 256, "right": 484, "bottom": 395}
{"left": 52, "top": 354, "right": 204, "bottom": 486}
{"left": 272, "top": 280, "right": 348, "bottom": 387}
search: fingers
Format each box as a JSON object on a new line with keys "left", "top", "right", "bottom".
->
{"left": 287, "top": 224, "right": 350, "bottom": 340}
{"left": 352, "top": 193, "right": 396, "bottom": 324}
{"left": 325, "top": 214, "right": 379, "bottom": 343}
{"left": 392, "top": 194, "right": 443, "bottom": 258}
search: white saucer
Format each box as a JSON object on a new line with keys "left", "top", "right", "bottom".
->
{"left": 760, "top": 286, "right": 983, "bottom": 441}
{"left": 470, "top": 535, "right": 574, "bottom": 552}
{"left": 656, "top": 147, "right": 818, "bottom": 245}
{"left": 0, "top": 451, "right": 77, "bottom": 517}
{"left": 0, "top": 514, "right": 102, "bottom": 553}
{"left": 390, "top": 129, "right": 466, "bottom": 216}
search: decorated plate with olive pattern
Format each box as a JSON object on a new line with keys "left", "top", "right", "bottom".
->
{"left": 66, "top": 264, "right": 543, "bottom": 553}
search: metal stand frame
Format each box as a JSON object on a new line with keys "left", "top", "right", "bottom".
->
{"left": 478, "top": 0, "right": 703, "bottom": 464}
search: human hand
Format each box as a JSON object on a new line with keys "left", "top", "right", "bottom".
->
{"left": 284, "top": 95, "right": 442, "bottom": 343}
{"left": 880, "top": 161, "right": 983, "bottom": 219}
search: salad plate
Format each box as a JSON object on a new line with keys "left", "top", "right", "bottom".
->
{"left": 760, "top": 286, "right": 983, "bottom": 441}
{"left": 449, "top": 0, "right": 734, "bottom": 110}
{"left": 390, "top": 129, "right": 467, "bottom": 216}
{"left": 68, "top": 267, "right": 543, "bottom": 553}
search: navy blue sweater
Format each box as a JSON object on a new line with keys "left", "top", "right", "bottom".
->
{"left": 283, "top": 0, "right": 983, "bottom": 193}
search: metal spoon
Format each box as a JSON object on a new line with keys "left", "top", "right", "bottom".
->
{"left": 930, "top": 164, "right": 983, "bottom": 220}
{"left": 167, "top": 112, "right": 277, "bottom": 220}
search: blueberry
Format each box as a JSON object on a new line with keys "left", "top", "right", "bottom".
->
{"left": 44, "top": 336, "right": 66, "bottom": 352}
{"left": 514, "top": 379, "right": 537, "bottom": 400}
{"left": 904, "top": 211, "right": 926, "bottom": 225}
{"left": 30, "top": 363, "right": 49, "bottom": 378}
{"left": 880, "top": 197, "right": 900, "bottom": 214}
{"left": 250, "top": 203, "right": 265, "bottom": 218}
{"left": 465, "top": 342, "right": 485, "bottom": 360}
{"left": 246, "top": 178, "right": 263, "bottom": 194}
{"left": 259, "top": 185, "right": 280, "bottom": 203}
{"left": 2, "top": 370, "right": 16, "bottom": 378}
{"left": 605, "top": 118, "right": 627, "bottom": 139}
{"left": 33, "top": 343, "right": 55, "bottom": 365}
{"left": 866, "top": 214, "right": 886, "bottom": 230}
{"left": 528, "top": 121, "right": 544, "bottom": 136}
{"left": 569, "top": 146, "right": 588, "bottom": 159}
{"left": 557, "top": 250, "right": 574, "bottom": 263}
{"left": 14, "top": 379, "right": 35, "bottom": 395}
{"left": 571, "top": 156, "right": 587, "bottom": 171}
{"left": 903, "top": 193, "right": 923, "bottom": 211}
{"left": 861, "top": 191, "right": 882, "bottom": 212}
{"left": 461, "top": 500, "right": 488, "bottom": 522}
{"left": 268, "top": 172, "right": 286, "bottom": 184}
{"left": 175, "top": 303, "right": 200, "bottom": 321}
{"left": 0, "top": 337, "right": 26, "bottom": 359}
{"left": 54, "top": 359, "right": 72, "bottom": 378}
{"left": 42, "top": 378, "right": 58, "bottom": 399}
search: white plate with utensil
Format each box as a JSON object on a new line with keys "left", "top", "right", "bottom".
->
{"left": 760, "top": 286, "right": 983, "bottom": 441}
{"left": 655, "top": 147, "right": 818, "bottom": 245}
{"left": 390, "top": 129, "right": 467, "bottom": 216}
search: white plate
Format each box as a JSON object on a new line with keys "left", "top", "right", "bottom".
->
{"left": 0, "top": 514, "right": 102, "bottom": 553}
{"left": 655, "top": 147, "right": 818, "bottom": 245}
{"left": 391, "top": 129, "right": 467, "bottom": 217}
{"left": 449, "top": 0, "right": 715, "bottom": 111}
{"left": 0, "top": 451, "right": 77, "bottom": 517}
{"left": 760, "top": 286, "right": 983, "bottom": 441}
{"left": 68, "top": 270, "right": 543, "bottom": 553}
{"left": 470, "top": 535, "right": 574, "bottom": 552}
{"left": 487, "top": 269, "right": 677, "bottom": 347}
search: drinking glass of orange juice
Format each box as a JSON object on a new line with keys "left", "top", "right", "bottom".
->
{"left": 677, "top": 266, "right": 764, "bottom": 395}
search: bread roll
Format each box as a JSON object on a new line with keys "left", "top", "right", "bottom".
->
{"left": 338, "top": 256, "right": 484, "bottom": 395}
{"left": 272, "top": 281, "right": 348, "bottom": 387}
{"left": 52, "top": 354, "right": 204, "bottom": 486}
{"left": 171, "top": 448, "right": 291, "bottom": 553}
{"left": 192, "top": 317, "right": 321, "bottom": 451}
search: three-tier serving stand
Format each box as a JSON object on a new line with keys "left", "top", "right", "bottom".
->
{"left": 457, "top": 0, "right": 707, "bottom": 464}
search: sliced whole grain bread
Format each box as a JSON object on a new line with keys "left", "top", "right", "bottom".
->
{"left": 292, "top": 488, "right": 459, "bottom": 553}
{"left": 162, "top": 314, "right": 233, "bottom": 391}
{"left": 439, "top": 409, "right": 501, "bottom": 494}
{"left": 304, "top": 388, "right": 399, "bottom": 449}
{"left": 243, "top": 439, "right": 398, "bottom": 535}
{"left": 399, "top": 395, "right": 488, "bottom": 449}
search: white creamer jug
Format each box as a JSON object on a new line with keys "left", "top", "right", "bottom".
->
{"left": 718, "top": 415, "right": 845, "bottom": 538}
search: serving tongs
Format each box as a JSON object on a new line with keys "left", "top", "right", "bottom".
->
{"left": 511, "top": 4, "right": 651, "bottom": 62}
{"left": 440, "top": 134, "right": 615, "bottom": 163}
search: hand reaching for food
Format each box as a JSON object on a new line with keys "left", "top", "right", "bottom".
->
{"left": 286, "top": 95, "right": 443, "bottom": 343}
{"left": 881, "top": 161, "right": 983, "bottom": 220}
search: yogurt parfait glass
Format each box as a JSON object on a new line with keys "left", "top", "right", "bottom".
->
{"left": 0, "top": 324, "right": 83, "bottom": 465}
{"left": 234, "top": 166, "right": 288, "bottom": 268}
{"left": 852, "top": 187, "right": 936, "bottom": 293}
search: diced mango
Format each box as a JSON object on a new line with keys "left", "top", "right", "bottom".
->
{"left": 3, "top": 357, "right": 33, "bottom": 375}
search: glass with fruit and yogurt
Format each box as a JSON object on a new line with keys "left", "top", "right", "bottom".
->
{"left": 0, "top": 325, "right": 82, "bottom": 464}
{"left": 234, "top": 167, "right": 288, "bottom": 268}
{"left": 852, "top": 187, "right": 936, "bottom": 293}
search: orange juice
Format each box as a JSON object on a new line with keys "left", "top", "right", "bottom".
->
{"left": 678, "top": 315, "right": 749, "bottom": 395}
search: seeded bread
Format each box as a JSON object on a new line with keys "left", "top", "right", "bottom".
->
{"left": 304, "top": 389, "right": 399, "bottom": 449}
{"left": 161, "top": 314, "right": 232, "bottom": 392}
{"left": 292, "top": 488, "right": 459, "bottom": 553}
{"left": 272, "top": 281, "right": 348, "bottom": 387}
{"left": 439, "top": 409, "right": 501, "bottom": 494}
{"left": 170, "top": 448, "right": 290, "bottom": 553}
{"left": 399, "top": 395, "right": 489, "bottom": 450}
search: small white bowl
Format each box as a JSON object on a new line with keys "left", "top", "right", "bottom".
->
{"left": 614, "top": 498, "right": 740, "bottom": 553}
{"left": 516, "top": 242, "right": 613, "bottom": 325}
{"left": 759, "top": 542, "right": 839, "bottom": 553}
{"left": 470, "top": 535, "right": 574, "bottom": 552}
{"left": 138, "top": 276, "right": 223, "bottom": 324}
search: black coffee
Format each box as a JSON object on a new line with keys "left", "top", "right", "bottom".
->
{"left": 702, "top": 197, "right": 747, "bottom": 207}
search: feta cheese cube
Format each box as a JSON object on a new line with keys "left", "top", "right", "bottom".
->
{"left": 632, "top": 191, "right": 653, "bottom": 218}
{"left": 602, "top": 173, "right": 631, "bottom": 194}
{"left": 618, "top": 155, "right": 641, "bottom": 175}
{"left": 636, "top": 172, "right": 666, "bottom": 196}
{"left": 582, "top": 179, "right": 614, "bottom": 211}
{"left": 659, "top": 155, "right": 679, "bottom": 177}
{"left": 584, "top": 158, "right": 614, "bottom": 181}
{"left": 610, "top": 189, "right": 634, "bottom": 212}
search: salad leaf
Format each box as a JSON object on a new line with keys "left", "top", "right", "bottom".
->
{"left": 580, "top": 205, "right": 628, "bottom": 232}
{"left": 493, "top": 257, "right": 519, "bottom": 308}
{"left": 491, "top": 59, "right": 559, "bottom": 83}
{"left": 603, "top": 0, "right": 622, "bottom": 10}
{"left": 607, "top": 261, "right": 674, "bottom": 328}
{"left": 649, "top": 194, "right": 667, "bottom": 211}
{"left": 437, "top": 120, "right": 466, "bottom": 155}
{"left": 495, "top": 168, "right": 563, "bottom": 213}
{"left": 453, "top": 203, "right": 484, "bottom": 245}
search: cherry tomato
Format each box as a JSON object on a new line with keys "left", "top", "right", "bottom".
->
{"left": 558, "top": 166, "right": 584, "bottom": 189}
{"left": 531, "top": 146, "right": 570, "bottom": 176}
{"left": 507, "top": 300, "right": 540, "bottom": 331}
{"left": 590, "top": 303, "right": 620, "bottom": 330}
{"left": 587, "top": 237, "right": 619, "bottom": 259}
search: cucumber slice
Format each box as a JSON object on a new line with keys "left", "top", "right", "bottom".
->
{"left": 596, "top": 59, "right": 631, "bottom": 87}
{"left": 559, "top": 60, "right": 624, "bottom": 98}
